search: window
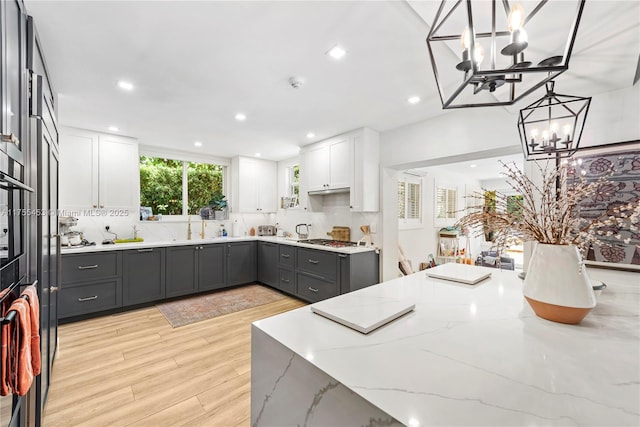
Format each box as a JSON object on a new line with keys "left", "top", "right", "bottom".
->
{"left": 436, "top": 186, "right": 457, "bottom": 220}
{"left": 398, "top": 175, "right": 422, "bottom": 228}
{"left": 140, "top": 155, "right": 224, "bottom": 216}
{"left": 282, "top": 164, "right": 300, "bottom": 208}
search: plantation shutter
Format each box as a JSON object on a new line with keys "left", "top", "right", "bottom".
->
{"left": 397, "top": 181, "right": 406, "bottom": 219}
{"left": 406, "top": 182, "right": 421, "bottom": 219}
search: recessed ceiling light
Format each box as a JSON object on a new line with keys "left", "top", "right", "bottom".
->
{"left": 108, "top": 126, "right": 119, "bottom": 132}
{"left": 408, "top": 96, "right": 421, "bottom": 104}
{"left": 470, "top": 164, "right": 477, "bottom": 168}
{"left": 117, "top": 80, "right": 134, "bottom": 91}
{"left": 306, "top": 132, "right": 315, "bottom": 138}
{"left": 235, "top": 113, "right": 246, "bottom": 121}
{"left": 255, "top": 153, "right": 261, "bottom": 157}
{"left": 194, "top": 141, "right": 202, "bottom": 147}
{"left": 326, "top": 45, "right": 346, "bottom": 60}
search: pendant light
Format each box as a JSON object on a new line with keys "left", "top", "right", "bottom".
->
{"left": 426, "top": 0, "right": 586, "bottom": 109}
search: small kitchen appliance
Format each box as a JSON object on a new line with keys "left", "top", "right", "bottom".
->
{"left": 295, "top": 224, "right": 310, "bottom": 239}
{"left": 59, "top": 216, "right": 94, "bottom": 247}
{"left": 257, "top": 225, "right": 276, "bottom": 236}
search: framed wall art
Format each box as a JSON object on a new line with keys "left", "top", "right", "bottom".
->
{"left": 571, "top": 140, "right": 640, "bottom": 271}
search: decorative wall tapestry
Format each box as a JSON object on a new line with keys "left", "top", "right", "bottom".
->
{"left": 571, "top": 141, "right": 640, "bottom": 269}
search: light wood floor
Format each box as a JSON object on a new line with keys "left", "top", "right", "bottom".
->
{"left": 43, "top": 294, "right": 306, "bottom": 427}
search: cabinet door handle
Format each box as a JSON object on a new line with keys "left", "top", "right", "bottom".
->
{"left": 92, "top": 205, "right": 97, "bottom": 208}
{"left": 78, "top": 264, "right": 98, "bottom": 270}
{"left": 338, "top": 254, "right": 347, "bottom": 258}
{"left": 78, "top": 295, "right": 98, "bottom": 302}
{"left": 308, "top": 287, "right": 319, "bottom": 293}
{"left": 281, "top": 278, "right": 290, "bottom": 283}
{"left": 281, "top": 254, "right": 290, "bottom": 258}
{"left": 137, "top": 248, "right": 153, "bottom": 252}
{"left": 308, "top": 259, "right": 319, "bottom": 264}
{"left": 1, "top": 133, "right": 19, "bottom": 145}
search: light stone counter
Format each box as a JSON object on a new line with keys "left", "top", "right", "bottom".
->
{"left": 251, "top": 266, "right": 640, "bottom": 426}
{"left": 60, "top": 235, "right": 378, "bottom": 255}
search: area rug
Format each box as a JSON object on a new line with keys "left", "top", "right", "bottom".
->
{"left": 156, "top": 284, "right": 287, "bottom": 328}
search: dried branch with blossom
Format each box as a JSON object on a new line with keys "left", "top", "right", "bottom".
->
{"left": 455, "top": 160, "right": 640, "bottom": 255}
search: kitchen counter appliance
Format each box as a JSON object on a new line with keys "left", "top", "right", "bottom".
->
{"left": 257, "top": 225, "right": 276, "bottom": 236}
{"left": 299, "top": 239, "right": 358, "bottom": 248}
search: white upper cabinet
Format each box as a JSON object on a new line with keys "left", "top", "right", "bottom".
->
{"left": 231, "top": 156, "right": 277, "bottom": 213}
{"left": 304, "top": 136, "right": 353, "bottom": 192}
{"left": 59, "top": 127, "right": 139, "bottom": 210}
{"left": 301, "top": 128, "right": 379, "bottom": 212}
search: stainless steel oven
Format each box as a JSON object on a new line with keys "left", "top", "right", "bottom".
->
{"left": 0, "top": 150, "right": 32, "bottom": 286}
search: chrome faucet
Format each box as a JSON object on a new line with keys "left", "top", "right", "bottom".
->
{"left": 187, "top": 216, "right": 192, "bottom": 240}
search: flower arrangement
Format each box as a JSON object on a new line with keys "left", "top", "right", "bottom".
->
{"left": 455, "top": 159, "right": 640, "bottom": 256}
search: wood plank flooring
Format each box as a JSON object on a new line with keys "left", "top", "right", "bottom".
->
{"left": 43, "top": 294, "right": 306, "bottom": 427}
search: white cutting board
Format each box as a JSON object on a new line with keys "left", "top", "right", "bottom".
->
{"left": 426, "top": 263, "right": 492, "bottom": 285}
{"left": 311, "top": 295, "right": 415, "bottom": 334}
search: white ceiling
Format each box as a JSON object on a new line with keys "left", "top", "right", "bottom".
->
{"left": 25, "top": 0, "right": 639, "bottom": 161}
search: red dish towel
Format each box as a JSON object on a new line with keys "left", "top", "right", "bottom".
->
{"left": 21, "top": 286, "right": 40, "bottom": 376}
{"left": 0, "top": 288, "right": 12, "bottom": 396}
{"left": 5, "top": 299, "right": 33, "bottom": 396}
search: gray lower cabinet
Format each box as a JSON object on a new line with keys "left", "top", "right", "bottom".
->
{"left": 166, "top": 244, "right": 226, "bottom": 297}
{"left": 339, "top": 251, "right": 380, "bottom": 294}
{"left": 166, "top": 246, "right": 198, "bottom": 297}
{"left": 296, "top": 247, "right": 340, "bottom": 302}
{"left": 122, "top": 247, "right": 166, "bottom": 306}
{"left": 257, "top": 243, "right": 379, "bottom": 303}
{"left": 58, "top": 279, "right": 122, "bottom": 318}
{"left": 60, "top": 252, "right": 123, "bottom": 319}
{"left": 257, "top": 242, "right": 278, "bottom": 287}
{"left": 227, "top": 241, "right": 256, "bottom": 286}
{"left": 199, "top": 244, "right": 226, "bottom": 291}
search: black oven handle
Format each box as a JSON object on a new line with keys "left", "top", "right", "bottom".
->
{"left": 0, "top": 173, "right": 35, "bottom": 193}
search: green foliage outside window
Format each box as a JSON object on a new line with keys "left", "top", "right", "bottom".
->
{"left": 140, "top": 156, "right": 223, "bottom": 216}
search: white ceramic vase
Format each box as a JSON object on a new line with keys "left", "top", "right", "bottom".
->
{"left": 523, "top": 243, "right": 596, "bottom": 324}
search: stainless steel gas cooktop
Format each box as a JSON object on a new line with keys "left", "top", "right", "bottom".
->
{"left": 298, "top": 239, "right": 358, "bottom": 248}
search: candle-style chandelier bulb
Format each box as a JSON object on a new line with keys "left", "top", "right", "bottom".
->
{"left": 508, "top": 4, "right": 525, "bottom": 32}
{"left": 461, "top": 26, "right": 471, "bottom": 50}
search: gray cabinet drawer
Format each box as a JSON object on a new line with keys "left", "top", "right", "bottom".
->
{"left": 296, "top": 272, "right": 337, "bottom": 303}
{"left": 278, "top": 268, "right": 295, "bottom": 294}
{"left": 59, "top": 279, "right": 122, "bottom": 318}
{"left": 279, "top": 245, "right": 295, "bottom": 267}
{"left": 296, "top": 248, "right": 337, "bottom": 280}
{"left": 62, "top": 253, "right": 120, "bottom": 284}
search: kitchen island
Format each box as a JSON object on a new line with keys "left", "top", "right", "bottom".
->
{"left": 251, "top": 267, "right": 639, "bottom": 426}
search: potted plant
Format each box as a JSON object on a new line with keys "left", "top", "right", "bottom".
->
{"left": 209, "top": 191, "right": 227, "bottom": 220}
{"left": 455, "top": 160, "right": 639, "bottom": 324}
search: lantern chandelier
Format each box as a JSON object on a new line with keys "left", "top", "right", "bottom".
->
{"left": 517, "top": 81, "right": 591, "bottom": 161}
{"left": 426, "top": 0, "right": 586, "bottom": 109}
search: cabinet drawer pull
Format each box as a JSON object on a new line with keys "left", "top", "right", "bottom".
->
{"left": 281, "top": 254, "right": 290, "bottom": 258}
{"left": 78, "top": 264, "right": 98, "bottom": 270}
{"left": 78, "top": 295, "right": 98, "bottom": 302}
{"left": 338, "top": 254, "right": 347, "bottom": 258}
{"left": 308, "top": 259, "right": 319, "bottom": 264}
{"left": 308, "top": 287, "right": 319, "bottom": 293}
{"left": 137, "top": 248, "right": 153, "bottom": 252}
{"left": 281, "top": 278, "right": 290, "bottom": 283}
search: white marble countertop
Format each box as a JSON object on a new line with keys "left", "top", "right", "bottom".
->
{"left": 60, "top": 235, "right": 378, "bottom": 255}
{"left": 253, "top": 266, "right": 640, "bottom": 426}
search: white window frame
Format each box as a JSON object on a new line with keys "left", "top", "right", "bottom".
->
{"left": 139, "top": 145, "right": 228, "bottom": 220}
{"left": 398, "top": 174, "right": 423, "bottom": 230}
{"left": 434, "top": 182, "right": 458, "bottom": 226}
{"left": 285, "top": 164, "right": 300, "bottom": 208}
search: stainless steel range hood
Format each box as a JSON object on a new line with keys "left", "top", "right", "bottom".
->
{"left": 307, "top": 187, "right": 350, "bottom": 196}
